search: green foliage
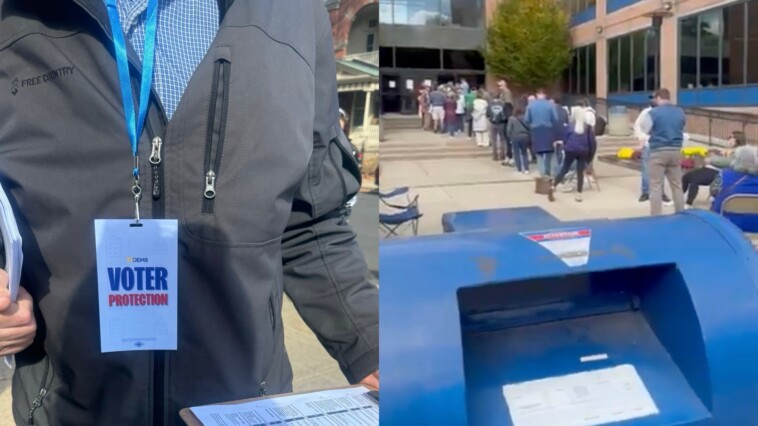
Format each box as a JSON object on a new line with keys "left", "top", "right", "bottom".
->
{"left": 485, "top": 0, "right": 573, "bottom": 90}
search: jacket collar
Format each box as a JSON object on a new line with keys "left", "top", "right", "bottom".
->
{"left": 70, "top": 0, "right": 235, "bottom": 28}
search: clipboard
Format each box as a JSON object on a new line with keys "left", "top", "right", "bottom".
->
{"left": 179, "top": 384, "right": 378, "bottom": 425}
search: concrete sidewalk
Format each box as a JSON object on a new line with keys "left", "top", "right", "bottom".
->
{"left": 380, "top": 128, "right": 712, "bottom": 236}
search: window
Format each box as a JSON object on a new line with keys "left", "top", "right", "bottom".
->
{"left": 749, "top": 1, "right": 758, "bottom": 84}
{"left": 722, "top": 3, "right": 745, "bottom": 85}
{"left": 366, "top": 34, "right": 376, "bottom": 52}
{"left": 442, "top": 50, "right": 485, "bottom": 70}
{"left": 619, "top": 36, "right": 631, "bottom": 92}
{"left": 678, "top": 1, "right": 757, "bottom": 88}
{"left": 679, "top": 17, "right": 698, "bottom": 88}
{"left": 609, "top": 38, "right": 619, "bottom": 92}
{"left": 383, "top": 0, "right": 483, "bottom": 26}
{"left": 608, "top": 28, "right": 659, "bottom": 93}
{"left": 380, "top": 47, "right": 394, "bottom": 68}
{"left": 565, "top": 43, "right": 596, "bottom": 95}
{"left": 352, "top": 91, "right": 367, "bottom": 128}
{"left": 444, "top": 0, "right": 484, "bottom": 27}
{"left": 588, "top": 43, "right": 596, "bottom": 94}
{"left": 699, "top": 10, "right": 721, "bottom": 87}
{"left": 646, "top": 28, "right": 659, "bottom": 89}
{"left": 395, "top": 48, "right": 441, "bottom": 69}
{"left": 632, "top": 31, "right": 646, "bottom": 91}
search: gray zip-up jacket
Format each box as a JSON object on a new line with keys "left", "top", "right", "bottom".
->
{"left": 0, "top": 1, "right": 378, "bottom": 425}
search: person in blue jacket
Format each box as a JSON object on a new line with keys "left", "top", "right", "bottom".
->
{"left": 524, "top": 89, "right": 559, "bottom": 177}
{"left": 711, "top": 145, "right": 758, "bottom": 232}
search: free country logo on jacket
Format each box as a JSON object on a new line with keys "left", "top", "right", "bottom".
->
{"left": 10, "top": 66, "right": 75, "bottom": 95}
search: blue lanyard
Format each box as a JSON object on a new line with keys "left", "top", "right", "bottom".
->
{"left": 105, "top": 0, "right": 158, "bottom": 221}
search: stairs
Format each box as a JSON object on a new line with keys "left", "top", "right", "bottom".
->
{"left": 381, "top": 114, "right": 423, "bottom": 131}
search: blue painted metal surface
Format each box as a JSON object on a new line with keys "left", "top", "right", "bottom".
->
{"left": 678, "top": 87, "right": 758, "bottom": 107}
{"left": 380, "top": 211, "right": 758, "bottom": 425}
{"left": 571, "top": 5, "right": 596, "bottom": 26}
{"left": 442, "top": 207, "right": 560, "bottom": 233}
{"left": 607, "top": 0, "right": 641, "bottom": 13}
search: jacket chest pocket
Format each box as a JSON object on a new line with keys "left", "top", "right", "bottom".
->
{"left": 201, "top": 55, "right": 231, "bottom": 214}
{"left": 179, "top": 44, "right": 313, "bottom": 245}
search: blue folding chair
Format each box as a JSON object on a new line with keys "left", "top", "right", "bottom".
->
{"left": 379, "top": 187, "right": 422, "bottom": 238}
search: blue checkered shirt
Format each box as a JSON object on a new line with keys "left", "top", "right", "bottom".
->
{"left": 112, "top": 0, "right": 219, "bottom": 119}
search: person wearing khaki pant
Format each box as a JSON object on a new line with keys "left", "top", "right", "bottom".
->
{"left": 648, "top": 149, "right": 685, "bottom": 215}
{"left": 639, "top": 88, "right": 687, "bottom": 216}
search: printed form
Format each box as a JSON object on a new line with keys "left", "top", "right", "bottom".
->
{"left": 190, "top": 386, "right": 378, "bottom": 426}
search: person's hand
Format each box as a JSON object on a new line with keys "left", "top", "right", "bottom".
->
{"left": 0, "top": 274, "right": 36, "bottom": 356}
{"left": 359, "top": 370, "right": 379, "bottom": 390}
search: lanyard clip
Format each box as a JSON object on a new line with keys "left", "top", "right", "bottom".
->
{"left": 132, "top": 155, "right": 142, "bottom": 223}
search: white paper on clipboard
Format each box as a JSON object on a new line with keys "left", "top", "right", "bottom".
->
{"left": 0, "top": 182, "right": 23, "bottom": 368}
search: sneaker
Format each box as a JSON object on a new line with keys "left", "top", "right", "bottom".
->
{"left": 662, "top": 194, "right": 672, "bottom": 203}
{"left": 575, "top": 193, "right": 583, "bottom": 202}
{"left": 523, "top": 170, "right": 530, "bottom": 175}
{"left": 685, "top": 204, "right": 693, "bottom": 210}
{"left": 638, "top": 194, "right": 649, "bottom": 202}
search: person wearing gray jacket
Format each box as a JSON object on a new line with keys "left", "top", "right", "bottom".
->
{"left": 507, "top": 105, "right": 532, "bottom": 174}
{"left": 0, "top": 1, "right": 378, "bottom": 425}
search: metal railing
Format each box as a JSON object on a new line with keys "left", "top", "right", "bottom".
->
{"left": 344, "top": 51, "right": 379, "bottom": 66}
{"left": 564, "top": 96, "right": 758, "bottom": 147}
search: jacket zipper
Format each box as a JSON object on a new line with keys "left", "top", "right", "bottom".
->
{"left": 260, "top": 294, "right": 277, "bottom": 397}
{"left": 146, "top": 121, "right": 169, "bottom": 426}
{"left": 68, "top": 5, "right": 172, "bottom": 425}
{"left": 203, "top": 59, "right": 231, "bottom": 214}
{"left": 27, "top": 358, "right": 53, "bottom": 425}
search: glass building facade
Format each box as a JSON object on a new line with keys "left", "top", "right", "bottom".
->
{"left": 379, "top": 0, "right": 486, "bottom": 113}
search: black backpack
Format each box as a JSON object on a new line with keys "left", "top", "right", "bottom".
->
{"left": 595, "top": 115, "right": 607, "bottom": 135}
{"left": 489, "top": 100, "right": 506, "bottom": 124}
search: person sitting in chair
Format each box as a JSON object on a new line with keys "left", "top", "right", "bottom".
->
{"left": 682, "top": 130, "right": 746, "bottom": 208}
{"left": 710, "top": 145, "right": 758, "bottom": 233}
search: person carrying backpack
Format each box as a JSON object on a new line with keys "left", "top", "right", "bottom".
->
{"left": 487, "top": 95, "right": 508, "bottom": 161}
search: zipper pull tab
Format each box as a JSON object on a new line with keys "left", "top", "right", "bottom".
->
{"left": 149, "top": 137, "right": 163, "bottom": 165}
{"left": 27, "top": 388, "right": 47, "bottom": 425}
{"left": 204, "top": 171, "right": 217, "bottom": 199}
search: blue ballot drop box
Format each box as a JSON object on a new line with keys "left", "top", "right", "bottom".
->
{"left": 380, "top": 210, "right": 758, "bottom": 426}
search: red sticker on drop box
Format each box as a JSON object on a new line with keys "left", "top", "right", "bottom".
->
{"left": 522, "top": 229, "right": 592, "bottom": 267}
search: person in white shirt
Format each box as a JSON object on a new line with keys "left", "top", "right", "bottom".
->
{"left": 456, "top": 91, "right": 466, "bottom": 135}
{"left": 633, "top": 97, "right": 673, "bottom": 204}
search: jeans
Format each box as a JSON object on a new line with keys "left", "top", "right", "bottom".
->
{"left": 537, "top": 152, "right": 554, "bottom": 178}
{"left": 512, "top": 139, "right": 530, "bottom": 172}
{"left": 641, "top": 144, "right": 650, "bottom": 195}
{"left": 490, "top": 122, "right": 506, "bottom": 160}
{"left": 553, "top": 144, "right": 565, "bottom": 171}
{"left": 446, "top": 118, "right": 456, "bottom": 136}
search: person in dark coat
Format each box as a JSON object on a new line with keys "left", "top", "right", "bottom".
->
{"left": 444, "top": 92, "right": 458, "bottom": 136}
{"left": 551, "top": 107, "right": 597, "bottom": 202}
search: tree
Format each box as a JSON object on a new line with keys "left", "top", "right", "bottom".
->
{"left": 485, "top": 0, "right": 572, "bottom": 91}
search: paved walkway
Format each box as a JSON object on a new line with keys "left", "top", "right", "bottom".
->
{"left": 380, "top": 128, "right": 713, "bottom": 236}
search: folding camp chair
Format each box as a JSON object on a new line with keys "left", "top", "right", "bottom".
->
{"left": 379, "top": 187, "right": 422, "bottom": 238}
{"left": 562, "top": 161, "right": 600, "bottom": 192}
{"left": 721, "top": 194, "right": 758, "bottom": 246}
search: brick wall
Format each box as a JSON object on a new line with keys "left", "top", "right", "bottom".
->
{"left": 328, "top": 0, "right": 377, "bottom": 59}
